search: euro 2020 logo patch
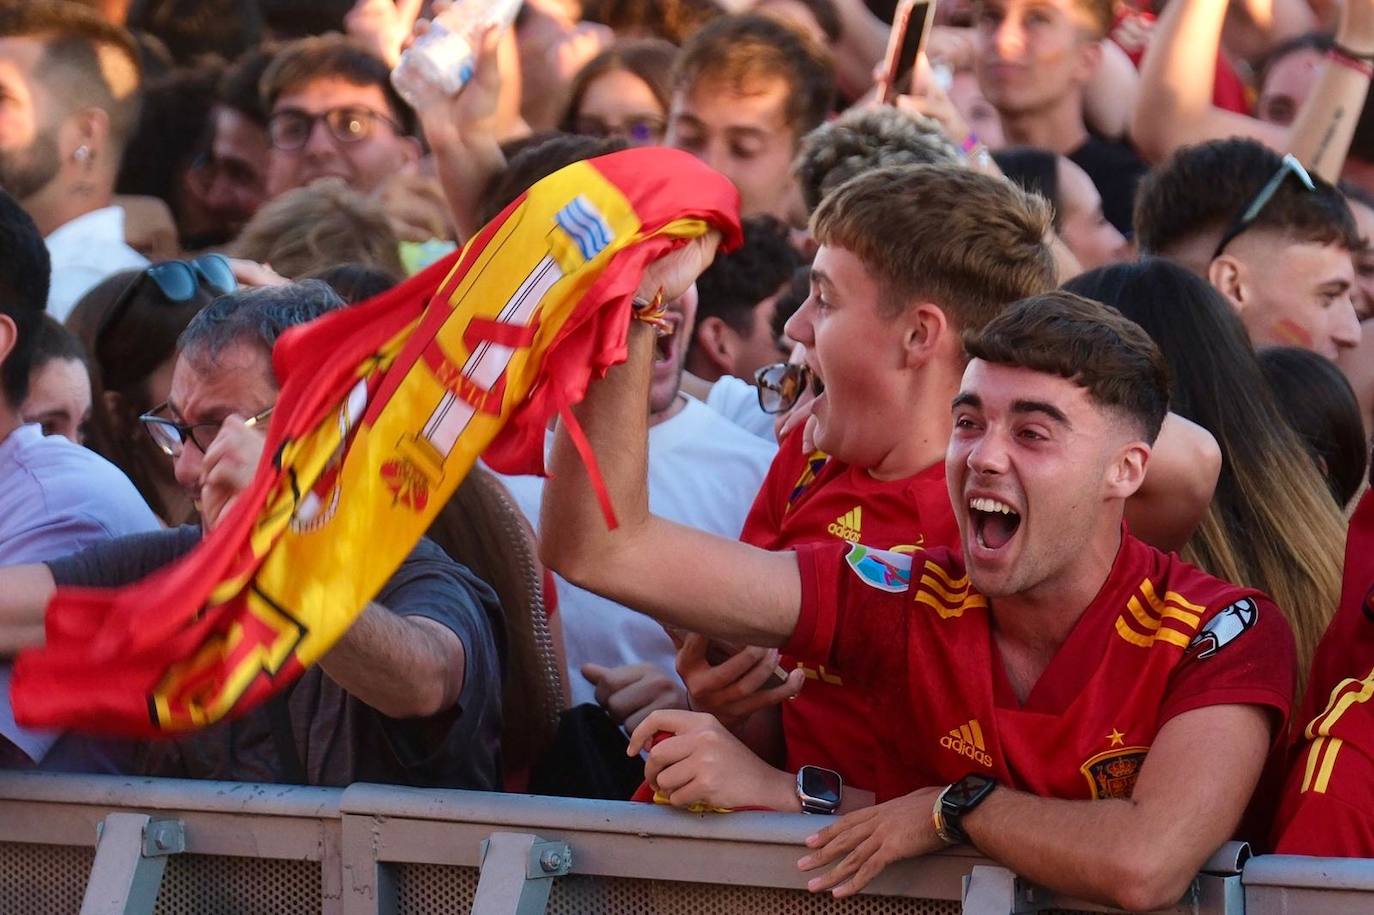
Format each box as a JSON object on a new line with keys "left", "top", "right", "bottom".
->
{"left": 1187, "top": 598, "right": 1258, "bottom": 659}
{"left": 844, "top": 544, "right": 912, "bottom": 593}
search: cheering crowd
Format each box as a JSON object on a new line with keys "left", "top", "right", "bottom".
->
{"left": 5, "top": 0, "right": 1374, "bottom": 907}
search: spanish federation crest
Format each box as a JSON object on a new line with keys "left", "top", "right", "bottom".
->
{"left": 844, "top": 544, "right": 913, "bottom": 593}
{"left": 1187, "top": 598, "right": 1258, "bottom": 659}
{"left": 1080, "top": 747, "right": 1149, "bottom": 799}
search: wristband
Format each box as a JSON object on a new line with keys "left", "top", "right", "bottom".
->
{"left": 631, "top": 288, "right": 671, "bottom": 335}
{"left": 959, "top": 132, "right": 982, "bottom": 156}
{"left": 1328, "top": 47, "right": 1374, "bottom": 78}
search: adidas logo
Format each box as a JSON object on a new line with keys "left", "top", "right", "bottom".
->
{"left": 827, "top": 506, "right": 863, "bottom": 542}
{"left": 940, "top": 719, "right": 993, "bottom": 768}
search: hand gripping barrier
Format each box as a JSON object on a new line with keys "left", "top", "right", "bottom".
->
{"left": 0, "top": 771, "right": 1349, "bottom": 915}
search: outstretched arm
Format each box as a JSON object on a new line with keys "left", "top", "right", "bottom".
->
{"left": 541, "top": 318, "right": 803, "bottom": 647}
{"left": 413, "top": 26, "right": 512, "bottom": 243}
{"left": 1131, "top": 0, "right": 1282, "bottom": 163}
{"left": 1131, "top": 0, "right": 1374, "bottom": 182}
{"left": 318, "top": 603, "right": 465, "bottom": 719}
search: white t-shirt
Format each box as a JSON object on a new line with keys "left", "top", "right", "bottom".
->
{"left": 705, "top": 374, "right": 777, "bottom": 441}
{"left": 495, "top": 396, "right": 777, "bottom": 709}
{"left": 45, "top": 206, "right": 149, "bottom": 321}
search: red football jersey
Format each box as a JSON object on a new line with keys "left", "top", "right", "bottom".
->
{"left": 740, "top": 429, "right": 960, "bottom": 790}
{"left": 787, "top": 532, "right": 1295, "bottom": 804}
{"left": 1273, "top": 490, "right": 1374, "bottom": 856}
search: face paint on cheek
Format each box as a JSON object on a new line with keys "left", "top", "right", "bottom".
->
{"left": 1272, "top": 319, "right": 1316, "bottom": 348}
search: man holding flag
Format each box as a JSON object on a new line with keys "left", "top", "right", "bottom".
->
{"left": 0, "top": 147, "right": 743, "bottom": 786}
{"left": 0, "top": 281, "right": 505, "bottom": 788}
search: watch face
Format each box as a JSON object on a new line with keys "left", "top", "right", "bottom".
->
{"left": 800, "top": 766, "right": 843, "bottom": 805}
{"left": 946, "top": 773, "right": 995, "bottom": 807}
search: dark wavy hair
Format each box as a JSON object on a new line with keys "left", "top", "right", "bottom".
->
{"left": 1063, "top": 258, "right": 1346, "bottom": 689}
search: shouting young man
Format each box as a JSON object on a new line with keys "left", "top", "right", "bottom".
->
{"left": 541, "top": 273, "right": 1294, "bottom": 908}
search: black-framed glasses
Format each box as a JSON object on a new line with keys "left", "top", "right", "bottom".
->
{"left": 1212, "top": 153, "right": 1317, "bottom": 260}
{"left": 754, "top": 362, "right": 813, "bottom": 415}
{"left": 97, "top": 254, "right": 237, "bottom": 354}
{"left": 139, "top": 405, "right": 273, "bottom": 458}
{"left": 268, "top": 106, "right": 405, "bottom": 151}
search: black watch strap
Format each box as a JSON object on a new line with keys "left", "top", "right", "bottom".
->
{"left": 937, "top": 773, "right": 998, "bottom": 845}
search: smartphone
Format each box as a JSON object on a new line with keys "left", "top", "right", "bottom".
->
{"left": 879, "top": 0, "right": 938, "bottom": 104}
{"left": 666, "top": 627, "right": 792, "bottom": 691}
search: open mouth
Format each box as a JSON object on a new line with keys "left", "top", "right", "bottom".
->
{"left": 969, "top": 496, "right": 1022, "bottom": 551}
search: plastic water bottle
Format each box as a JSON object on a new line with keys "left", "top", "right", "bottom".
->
{"left": 391, "top": 0, "right": 522, "bottom": 108}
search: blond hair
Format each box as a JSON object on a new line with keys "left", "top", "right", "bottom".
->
{"left": 1183, "top": 459, "right": 1343, "bottom": 704}
{"left": 812, "top": 164, "right": 1056, "bottom": 329}
{"left": 232, "top": 179, "right": 404, "bottom": 280}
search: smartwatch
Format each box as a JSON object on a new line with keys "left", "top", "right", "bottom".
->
{"left": 933, "top": 773, "right": 998, "bottom": 845}
{"left": 796, "top": 765, "right": 843, "bottom": 814}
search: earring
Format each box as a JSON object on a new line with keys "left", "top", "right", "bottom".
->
{"left": 73, "top": 145, "right": 90, "bottom": 163}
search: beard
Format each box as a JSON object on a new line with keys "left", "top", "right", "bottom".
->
{"left": 0, "top": 129, "right": 61, "bottom": 202}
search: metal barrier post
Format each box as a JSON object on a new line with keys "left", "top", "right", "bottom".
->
{"left": 470, "top": 832, "right": 571, "bottom": 915}
{"left": 79, "top": 813, "right": 184, "bottom": 915}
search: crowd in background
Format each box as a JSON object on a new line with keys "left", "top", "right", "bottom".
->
{"left": 5, "top": 0, "right": 1374, "bottom": 906}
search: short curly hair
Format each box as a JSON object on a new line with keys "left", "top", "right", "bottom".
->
{"left": 794, "top": 106, "right": 960, "bottom": 214}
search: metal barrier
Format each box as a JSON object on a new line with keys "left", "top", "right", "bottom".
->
{"left": 0, "top": 772, "right": 1318, "bottom": 915}
{"left": 1243, "top": 854, "right": 1374, "bottom": 914}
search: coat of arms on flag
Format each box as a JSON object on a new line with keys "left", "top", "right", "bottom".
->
{"left": 13, "top": 148, "right": 742, "bottom": 737}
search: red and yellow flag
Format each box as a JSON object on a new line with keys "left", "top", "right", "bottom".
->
{"left": 13, "top": 148, "right": 741, "bottom": 736}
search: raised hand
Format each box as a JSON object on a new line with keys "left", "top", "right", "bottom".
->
{"left": 675, "top": 633, "right": 804, "bottom": 730}
{"left": 200, "top": 415, "right": 268, "bottom": 531}
{"left": 345, "top": 0, "right": 425, "bottom": 67}
{"left": 582, "top": 661, "right": 688, "bottom": 733}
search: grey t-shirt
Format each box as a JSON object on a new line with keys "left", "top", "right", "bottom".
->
{"left": 46, "top": 526, "right": 504, "bottom": 790}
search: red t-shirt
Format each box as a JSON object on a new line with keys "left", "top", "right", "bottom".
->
{"left": 740, "top": 429, "right": 960, "bottom": 790}
{"left": 1273, "top": 490, "right": 1374, "bottom": 856}
{"left": 788, "top": 532, "right": 1295, "bottom": 804}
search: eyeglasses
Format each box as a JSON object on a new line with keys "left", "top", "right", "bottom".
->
{"left": 139, "top": 405, "right": 273, "bottom": 458}
{"left": 572, "top": 114, "right": 666, "bottom": 145}
{"left": 268, "top": 106, "right": 405, "bottom": 151}
{"left": 754, "top": 362, "right": 813, "bottom": 415}
{"left": 1212, "top": 153, "right": 1317, "bottom": 260}
{"left": 97, "top": 254, "right": 238, "bottom": 355}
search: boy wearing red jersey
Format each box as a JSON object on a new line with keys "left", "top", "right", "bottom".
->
{"left": 543, "top": 276, "right": 1293, "bottom": 909}
{"left": 684, "top": 166, "right": 1219, "bottom": 796}
{"left": 720, "top": 166, "right": 1057, "bottom": 791}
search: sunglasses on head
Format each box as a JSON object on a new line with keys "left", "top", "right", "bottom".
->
{"left": 1212, "top": 154, "right": 1317, "bottom": 260}
{"left": 97, "top": 254, "right": 237, "bottom": 346}
{"left": 754, "top": 362, "right": 814, "bottom": 415}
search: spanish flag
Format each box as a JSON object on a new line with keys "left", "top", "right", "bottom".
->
{"left": 13, "top": 148, "right": 741, "bottom": 737}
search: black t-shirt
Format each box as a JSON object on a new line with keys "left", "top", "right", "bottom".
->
{"left": 1069, "top": 135, "right": 1148, "bottom": 238}
{"left": 46, "top": 526, "right": 504, "bottom": 791}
